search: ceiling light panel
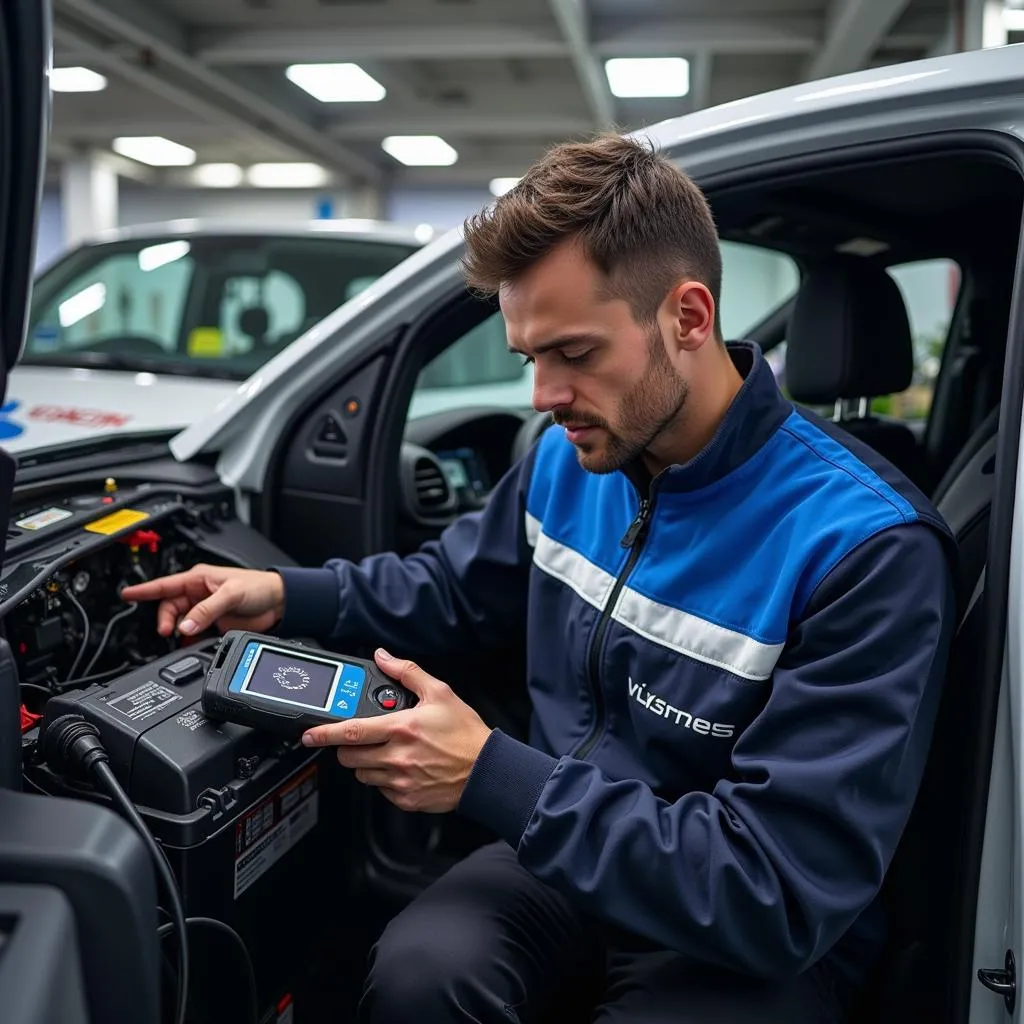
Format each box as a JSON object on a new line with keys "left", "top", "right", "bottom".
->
{"left": 113, "top": 136, "right": 196, "bottom": 166}
{"left": 286, "top": 63, "right": 386, "bottom": 102}
{"left": 381, "top": 136, "right": 458, "bottom": 166}
{"left": 50, "top": 67, "right": 107, "bottom": 92}
{"left": 604, "top": 58, "right": 690, "bottom": 98}
{"left": 247, "top": 163, "right": 330, "bottom": 187}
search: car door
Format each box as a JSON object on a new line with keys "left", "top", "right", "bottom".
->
{"left": 0, "top": 0, "right": 50, "bottom": 775}
{"left": 971, "top": 226, "right": 1024, "bottom": 1021}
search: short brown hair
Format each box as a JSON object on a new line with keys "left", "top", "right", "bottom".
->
{"left": 461, "top": 133, "right": 722, "bottom": 333}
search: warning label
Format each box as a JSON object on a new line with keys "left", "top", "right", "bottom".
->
{"left": 175, "top": 708, "right": 209, "bottom": 732}
{"left": 234, "top": 765, "right": 318, "bottom": 900}
{"left": 108, "top": 681, "right": 182, "bottom": 722}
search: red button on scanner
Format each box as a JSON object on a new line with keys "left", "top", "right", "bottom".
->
{"left": 374, "top": 686, "right": 400, "bottom": 711}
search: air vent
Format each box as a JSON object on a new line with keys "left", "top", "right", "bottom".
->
{"left": 413, "top": 458, "right": 451, "bottom": 512}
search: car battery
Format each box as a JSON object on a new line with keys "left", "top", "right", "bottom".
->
{"left": 26, "top": 639, "right": 358, "bottom": 1024}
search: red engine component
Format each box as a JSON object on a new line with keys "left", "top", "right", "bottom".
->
{"left": 120, "top": 529, "right": 161, "bottom": 554}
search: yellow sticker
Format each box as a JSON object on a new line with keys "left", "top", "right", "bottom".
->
{"left": 187, "top": 327, "right": 224, "bottom": 357}
{"left": 84, "top": 509, "right": 149, "bottom": 535}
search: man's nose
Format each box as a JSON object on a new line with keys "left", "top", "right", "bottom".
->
{"left": 531, "top": 365, "right": 574, "bottom": 413}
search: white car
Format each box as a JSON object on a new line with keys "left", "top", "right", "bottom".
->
{"left": 4, "top": 219, "right": 427, "bottom": 452}
{"left": 2, "top": 14, "right": 1023, "bottom": 1024}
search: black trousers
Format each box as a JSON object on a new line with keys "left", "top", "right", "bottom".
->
{"left": 358, "top": 841, "right": 849, "bottom": 1023}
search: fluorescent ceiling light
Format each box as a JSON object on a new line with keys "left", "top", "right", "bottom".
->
{"left": 50, "top": 67, "right": 107, "bottom": 93}
{"left": 285, "top": 62, "right": 386, "bottom": 102}
{"left": 247, "top": 162, "right": 329, "bottom": 188}
{"left": 489, "top": 177, "right": 521, "bottom": 197}
{"left": 604, "top": 57, "right": 690, "bottom": 98}
{"left": 59, "top": 283, "right": 106, "bottom": 328}
{"left": 1004, "top": 8, "right": 1024, "bottom": 29}
{"left": 138, "top": 240, "right": 191, "bottom": 272}
{"left": 192, "top": 163, "right": 244, "bottom": 188}
{"left": 113, "top": 136, "right": 196, "bottom": 167}
{"left": 381, "top": 136, "right": 458, "bottom": 166}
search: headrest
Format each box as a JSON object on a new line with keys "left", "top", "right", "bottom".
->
{"left": 238, "top": 306, "right": 269, "bottom": 341}
{"left": 786, "top": 264, "right": 914, "bottom": 405}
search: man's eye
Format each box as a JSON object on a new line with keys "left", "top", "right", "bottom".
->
{"left": 562, "top": 350, "right": 592, "bottom": 366}
{"left": 519, "top": 355, "right": 534, "bottom": 367}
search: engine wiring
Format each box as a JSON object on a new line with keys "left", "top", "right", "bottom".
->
{"left": 81, "top": 603, "right": 139, "bottom": 678}
{"left": 62, "top": 585, "right": 91, "bottom": 681}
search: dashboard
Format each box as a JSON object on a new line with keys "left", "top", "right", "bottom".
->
{"left": 398, "top": 407, "right": 533, "bottom": 535}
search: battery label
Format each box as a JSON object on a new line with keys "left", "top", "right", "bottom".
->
{"left": 108, "top": 681, "right": 182, "bottom": 722}
{"left": 234, "top": 765, "right": 318, "bottom": 900}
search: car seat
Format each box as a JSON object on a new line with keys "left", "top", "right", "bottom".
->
{"left": 786, "top": 262, "right": 923, "bottom": 485}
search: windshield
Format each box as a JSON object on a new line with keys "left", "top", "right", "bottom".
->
{"left": 24, "top": 233, "right": 419, "bottom": 379}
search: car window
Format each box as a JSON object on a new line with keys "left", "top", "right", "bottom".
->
{"left": 883, "top": 259, "right": 961, "bottom": 420}
{"left": 24, "top": 234, "right": 419, "bottom": 378}
{"left": 408, "top": 241, "right": 800, "bottom": 422}
{"left": 719, "top": 241, "right": 800, "bottom": 339}
{"left": 29, "top": 244, "right": 194, "bottom": 356}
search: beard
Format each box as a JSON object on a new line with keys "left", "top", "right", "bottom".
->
{"left": 555, "top": 328, "right": 689, "bottom": 475}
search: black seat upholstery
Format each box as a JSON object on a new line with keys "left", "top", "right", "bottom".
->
{"left": 786, "top": 263, "right": 922, "bottom": 483}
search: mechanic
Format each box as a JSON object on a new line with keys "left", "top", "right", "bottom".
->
{"left": 122, "top": 134, "right": 958, "bottom": 1024}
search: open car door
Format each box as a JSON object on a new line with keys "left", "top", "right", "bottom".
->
{"left": 0, "top": 6, "right": 164, "bottom": 1024}
{"left": 0, "top": 0, "right": 52, "bottom": 773}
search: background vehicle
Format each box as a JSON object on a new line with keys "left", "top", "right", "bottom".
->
{"left": 0, "top": 221, "right": 424, "bottom": 452}
{"left": 4, "top": 26, "right": 1024, "bottom": 1024}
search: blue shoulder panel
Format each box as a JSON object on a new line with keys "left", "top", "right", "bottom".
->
{"left": 631, "top": 410, "right": 919, "bottom": 643}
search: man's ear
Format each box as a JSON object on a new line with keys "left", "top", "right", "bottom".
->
{"left": 662, "top": 281, "right": 716, "bottom": 354}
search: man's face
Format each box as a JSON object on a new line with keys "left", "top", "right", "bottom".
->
{"left": 500, "top": 240, "right": 689, "bottom": 475}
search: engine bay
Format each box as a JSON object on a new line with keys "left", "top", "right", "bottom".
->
{"left": 7, "top": 467, "right": 357, "bottom": 1023}
{"left": 8, "top": 475, "right": 255, "bottom": 715}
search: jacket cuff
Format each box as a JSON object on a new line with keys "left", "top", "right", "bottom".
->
{"left": 458, "top": 729, "right": 558, "bottom": 848}
{"left": 273, "top": 567, "right": 341, "bottom": 638}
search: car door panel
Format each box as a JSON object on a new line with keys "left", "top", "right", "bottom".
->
{"left": 271, "top": 353, "right": 390, "bottom": 566}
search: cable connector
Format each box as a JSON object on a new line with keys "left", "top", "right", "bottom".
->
{"left": 41, "top": 714, "right": 110, "bottom": 780}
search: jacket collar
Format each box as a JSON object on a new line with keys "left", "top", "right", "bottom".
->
{"left": 628, "top": 342, "right": 793, "bottom": 496}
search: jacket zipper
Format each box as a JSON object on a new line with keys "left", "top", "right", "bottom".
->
{"left": 574, "top": 488, "right": 656, "bottom": 761}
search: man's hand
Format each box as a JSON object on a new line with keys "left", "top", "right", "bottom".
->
{"left": 301, "top": 649, "right": 493, "bottom": 814}
{"left": 120, "top": 564, "right": 286, "bottom": 637}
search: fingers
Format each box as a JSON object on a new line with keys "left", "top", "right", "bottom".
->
{"left": 373, "top": 649, "right": 443, "bottom": 698}
{"left": 120, "top": 571, "right": 196, "bottom": 602}
{"left": 354, "top": 767, "right": 398, "bottom": 788}
{"left": 156, "top": 596, "right": 192, "bottom": 638}
{"left": 302, "top": 714, "right": 400, "bottom": 748}
{"left": 177, "top": 582, "right": 242, "bottom": 636}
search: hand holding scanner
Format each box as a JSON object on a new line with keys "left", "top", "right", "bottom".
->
{"left": 201, "top": 630, "right": 415, "bottom": 736}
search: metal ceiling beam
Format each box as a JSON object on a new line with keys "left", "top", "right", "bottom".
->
{"left": 803, "top": 0, "right": 912, "bottom": 81}
{"left": 689, "top": 52, "right": 713, "bottom": 112}
{"left": 328, "top": 113, "right": 593, "bottom": 140}
{"left": 196, "top": 24, "right": 567, "bottom": 65}
{"left": 53, "top": 0, "right": 382, "bottom": 183}
{"left": 195, "top": 16, "right": 821, "bottom": 66}
{"left": 592, "top": 16, "right": 820, "bottom": 56}
{"left": 548, "top": 0, "right": 615, "bottom": 129}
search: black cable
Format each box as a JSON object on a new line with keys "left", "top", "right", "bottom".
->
{"left": 158, "top": 917, "right": 258, "bottom": 1024}
{"left": 62, "top": 586, "right": 91, "bottom": 680}
{"left": 91, "top": 759, "right": 189, "bottom": 1024}
{"left": 81, "top": 603, "right": 138, "bottom": 677}
{"left": 19, "top": 682, "right": 54, "bottom": 700}
{"left": 60, "top": 661, "right": 130, "bottom": 690}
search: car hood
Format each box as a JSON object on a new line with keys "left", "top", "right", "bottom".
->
{"left": 1, "top": 364, "right": 237, "bottom": 454}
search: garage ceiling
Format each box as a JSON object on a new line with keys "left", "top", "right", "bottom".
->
{"left": 49, "top": 0, "right": 953, "bottom": 190}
